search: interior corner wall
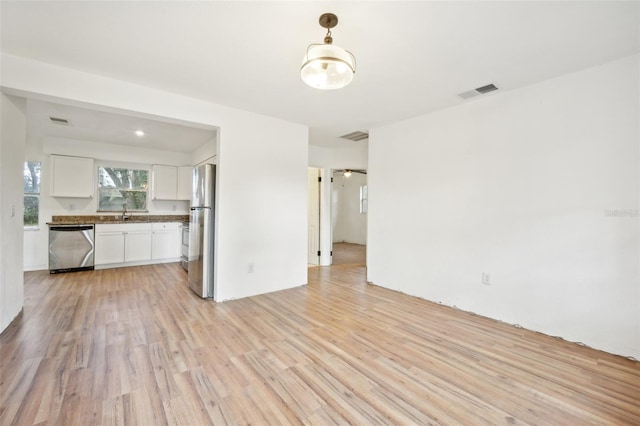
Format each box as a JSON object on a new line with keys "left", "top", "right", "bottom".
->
{"left": 214, "top": 120, "right": 308, "bottom": 301}
{"left": 1, "top": 53, "right": 309, "bottom": 304}
{"left": 368, "top": 54, "right": 640, "bottom": 359}
{"left": 0, "top": 93, "right": 26, "bottom": 333}
{"left": 192, "top": 136, "right": 218, "bottom": 166}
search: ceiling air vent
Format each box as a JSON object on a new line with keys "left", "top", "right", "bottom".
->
{"left": 340, "top": 131, "right": 369, "bottom": 141}
{"left": 49, "top": 117, "right": 71, "bottom": 126}
{"left": 476, "top": 83, "right": 498, "bottom": 94}
{"left": 457, "top": 83, "right": 499, "bottom": 100}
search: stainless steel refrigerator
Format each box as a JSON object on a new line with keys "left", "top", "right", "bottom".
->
{"left": 188, "top": 163, "right": 215, "bottom": 298}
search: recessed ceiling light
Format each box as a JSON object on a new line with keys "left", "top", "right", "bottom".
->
{"left": 135, "top": 130, "right": 145, "bottom": 137}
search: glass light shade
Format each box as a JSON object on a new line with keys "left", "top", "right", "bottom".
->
{"left": 301, "top": 43, "right": 355, "bottom": 90}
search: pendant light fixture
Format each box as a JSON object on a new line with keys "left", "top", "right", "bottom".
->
{"left": 301, "top": 13, "right": 356, "bottom": 90}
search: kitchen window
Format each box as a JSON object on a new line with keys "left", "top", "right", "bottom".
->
{"left": 24, "top": 161, "right": 41, "bottom": 228}
{"left": 98, "top": 166, "right": 149, "bottom": 212}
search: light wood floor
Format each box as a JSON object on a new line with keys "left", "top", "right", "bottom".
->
{"left": 331, "top": 242, "right": 366, "bottom": 266}
{"left": 1, "top": 264, "right": 639, "bottom": 425}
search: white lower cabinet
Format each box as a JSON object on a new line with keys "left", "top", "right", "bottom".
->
{"left": 124, "top": 231, "right": 152, "bottom": 262}
{"left": 95, "top": 222, "right": 179, "bottom": 269}
{"left": 95, "top": 231, "right": 126, "bottom": 264}
{"left": 151, "top": 222, "right": 180, "bottom": 260}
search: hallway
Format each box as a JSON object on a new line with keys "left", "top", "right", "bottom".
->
{"left": 331, "top": 242, "right": 366, "bottom": 266}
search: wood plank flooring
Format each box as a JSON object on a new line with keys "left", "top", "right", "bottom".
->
{"left": 1, "top": 263, "right": 639, "bottom": 425}
{"left": 331, "top": 243, "right": 366, "bottom": 266}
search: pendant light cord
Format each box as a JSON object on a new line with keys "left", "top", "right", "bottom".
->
{"left": 324, "top": 29, "right": 333, "bottom": 45}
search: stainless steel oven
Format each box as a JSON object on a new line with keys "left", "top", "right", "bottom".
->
{"left": 181, "top": 221, "right": 189, "bottom": 271}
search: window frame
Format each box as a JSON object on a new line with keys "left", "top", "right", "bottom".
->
{"left": 97, "top": 164, "right": 150, "bottom": 213}
{"left": 359, "top": 184, "right": 368, "bottom": 214}
{"left": 23, "top": 160, "right": 41, "bottom": 229}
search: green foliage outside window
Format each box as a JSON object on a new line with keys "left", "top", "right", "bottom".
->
{"left": 24, "top": 161, "right": 41, "bottom": 227}
{"left": 98, "top": 167, "right": 149, "bottom": 211}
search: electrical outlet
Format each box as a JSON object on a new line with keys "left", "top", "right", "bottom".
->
{"left": 482, "top": 272, "right": 491, "bottom": 285}
{"left": 172, "top": 204, "right": 177, "bottom": 211}
{"left": 248, "top": 263, "right": 255, "bottom": 274}
{"left": 69, "top": 203, "right": 76, "bottom": 211}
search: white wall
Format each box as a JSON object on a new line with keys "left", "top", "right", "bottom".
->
{"left": 368, "top": 54, "right": 640, "bottom": 359}
{"left": 2, "top": 53, "right": 308, "bottom": 302}
{"left": 23, "top": 134, "right": 198, "bottom": 271}
{"left": 332, "top": 172, "right": 367, "bottom": 245}
{"left": 309, "top": 143, "right": 368, "bottom": 170}
{"left": 1, "top": 93, "right": 26, "bottom": 332}
{"left": 215, "top": 122, "right": 308, "bottom": 300}
{"left": 192, "top": 136, "right": 217, "bottom": 166}
{"left": 43, "top": 136, "right": 194, "bottom": 165}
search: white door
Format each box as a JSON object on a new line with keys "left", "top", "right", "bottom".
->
{"left": 308, "top": 168, "right": 320, "bottom": 265}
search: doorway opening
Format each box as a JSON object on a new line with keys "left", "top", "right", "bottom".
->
{"left": 331, "top": 169, "right": 367, "bottom": 266}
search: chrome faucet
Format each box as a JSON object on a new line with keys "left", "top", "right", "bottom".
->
{"left": 122, "top": 199, "right": 130, "bottom": 221}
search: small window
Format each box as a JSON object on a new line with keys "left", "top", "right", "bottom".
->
{"left": 98, "top": 166, "right": 149, "bottom": 211}
{"left": 24, "top": 161, "right": 41, "bottom": 227}
{"left": 359, "top": 184, "right": 368, "bottom": 214}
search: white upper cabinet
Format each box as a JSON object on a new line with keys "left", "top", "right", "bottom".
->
{"left": 50, "top": 155, "right": 94, "bottom": 198}
{"left": 177, "top": 166, "right": 193, "bottom": 201}
{"left": 152, "top": 165, "right": 178, "bottom": 200}
{"left": 152, "top": 165, "right": 192, "bottom": 201}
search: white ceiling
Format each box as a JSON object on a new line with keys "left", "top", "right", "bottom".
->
{"left": 2, "top": 1, "right": 639, "bottom": 149}
{"left": 27, "top": 100, "right": 217, "bottom": 153}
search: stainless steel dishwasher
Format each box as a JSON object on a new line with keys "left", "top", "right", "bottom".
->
{"left": 48, "top": 224, "right": 95, "bottom": 273}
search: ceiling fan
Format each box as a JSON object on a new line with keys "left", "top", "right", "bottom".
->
{"left": 333, "top": 169, "right": 367, "bottom": 177}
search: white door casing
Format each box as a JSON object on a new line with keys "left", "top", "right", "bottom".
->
{"left": 308, "top": 167, "right": 320, "bottom": 265}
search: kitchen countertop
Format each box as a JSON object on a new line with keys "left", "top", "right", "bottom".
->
{"left": 48, "top": 214, "right": 189, "bottom": 225}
